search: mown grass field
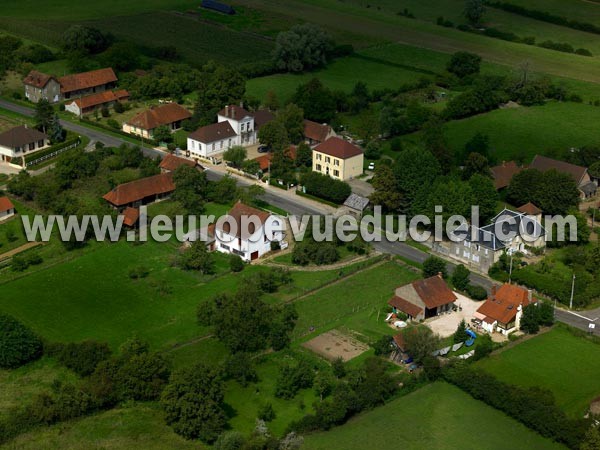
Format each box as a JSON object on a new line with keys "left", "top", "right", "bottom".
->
{"left": 476, "top": 326, "right": 600, "bottom": 417}
{"left": 303, "top": 381, "right": 564, "bottom": 450}
{"left": 0, "top": 403, "right": 204, "bottom": 450}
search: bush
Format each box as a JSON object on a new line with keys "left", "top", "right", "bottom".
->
{"left": 106, "top": 118, "right": 120, "bottom": 130}
{"left": 100, "top": 106, "right": 110, "bottom": 118}
{"left": 0, "top": 314, "right": 43, "bottom": 369}
{"left": 229, "top": 255, "right": 244, "bottom": 273}
{"left": 300, "top": 172, "right": 351, "bottom": 204}
{"left": 465, "top": 284, "right": 488, "bottom": 300}
{"left": 113, "top": 101, "right": 125, "bottom": 113}
{"left": 372, "top": 335, "right": 393, "bottom": 356}
{"left": 11, "top": 255, "right": 28, "bottom": 272}
{"left": 48, "top": 340, "right": 111, "bottom": 376}
{"left": 451, "top": 264, "right": 470, "bottom": 291}
{"left": 422, "top": 256, "right": 447, "bottom": 278}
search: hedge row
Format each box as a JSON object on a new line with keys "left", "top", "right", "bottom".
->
{"left": 24, "top": 136, "right": 81, "bottom": 164}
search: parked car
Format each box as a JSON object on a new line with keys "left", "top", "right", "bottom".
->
{"left": 368, "top": 162, "right": 375, "bottom": 170}
{"left": 258, "top": 145, "right": 270, "bottom": 153}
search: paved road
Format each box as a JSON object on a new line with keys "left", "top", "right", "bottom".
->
{"left": 1, "top": 99, "right": 594, "bottom": 333}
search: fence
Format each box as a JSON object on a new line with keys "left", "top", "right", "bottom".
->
{"left": 25, "top": 139, "right": 81, "bottom": 167}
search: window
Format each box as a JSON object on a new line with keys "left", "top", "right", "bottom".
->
{"left": 316, "top": 153, "right": 321, "bottom": 160}
{"left": 212, "top": 143, "right": 216, "bottom": 151}
{"left": 485, "top": 248, "right": 489, "bottom": 255}
{"left": 334, "top": 159, "right": 340, "bottom": 166}
{"left": 325, "top": 156, "right": 331, "bottom": 163}
{"left": 228, "top": 139, "right": 232, "bottom": 146}
{"left": 241, "top": 123, "right": 245, "bottom": 131}
{"left": 38, "top": 140, "right": 44, "bottom": 147}
{"left": 220, "top": 244, "right": 230, "bottom": 250}
{"left": 316, "top": 164, "right": 322, "bottom": 171}
{"left": 220, "top": 141, "right": 223, "bottom": 149}
{"left": 29, "top": 142, "right": 35, "bottom": 150}
{"left": 333, "top": 170, "right": 339, "bottom": 177}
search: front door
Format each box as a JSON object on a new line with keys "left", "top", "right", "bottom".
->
{"left": 251, "top": 251, "right": 259, "bottom": 261}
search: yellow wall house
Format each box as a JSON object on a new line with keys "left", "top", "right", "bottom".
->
{"left": 312, "top": 136, "right": 363, "bottom": 181}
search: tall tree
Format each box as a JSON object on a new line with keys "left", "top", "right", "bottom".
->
{"left": 469, "top": 174, "right": 498, "bottom": 223}
{"left": 295, "top": 142, "right": 312, "bottom": 167}
{"left": 463, "top": 152, "right": 491, "bottom": 179}
{"left": 447, "top": 51, "right": 482, "bottom": 78}
{"left": 291, "top": 78, "right": 336, "bottom": 123}
{"left": 422, "top": 116, "right": 452, "bottom": 170}
{"left": 273, "top": 24, "right": 333, "bottom": 72}
{"left": 369, "top": 165, "right": 403, "bottom": 213}
{"left": 172, "top": 165, "right": 208, "bottom": 214}
{"left": 223, "top": 145, "right": 247, "bottom": 169}
{"left": 463, "top": 0, "right": 486, "bottom": 26}
{"left": 392, "top": 147, "right": 441, "bottom": 214}
{"left": 34, "top": 99, "right": 54, "bottom": 134}
{"left": 276, "top": 103, "right": 304, "bottom": 144}
{"left": 258, "top": 120, "right": 289, "bottom": 152}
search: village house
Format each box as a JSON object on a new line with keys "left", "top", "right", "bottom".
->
{"left": 0, "top": 197, "right": 15, "bottom": 222}
{"left": 59, "top": 68, "right": 118, "bottom": 100}
{"left": 158, "top": 153, "right": 201, "bottom": 173}
{"left": 312, "top": 136, "right": 363, "bottom": 181}
{"left": 0, "top": 125, "right": 49, "bottom": 166}
{"left": 22, "top": 70, "right": 61, "bottom": 104}
{"left": 473, "top": 283, "right": 536, "bottom": 335}
{"left": 218, "top": 104, "right": 256, "bottom": 146}
{"left": 123, "top": 103, "right": 191, "bottom": 140}
{"left": 103, "top": 172, "right": 175, "bottom": 210}
{"left": 530, "top": 154, "right": 597, "bottom": 199}
{"left": 433, "top": 208, "right": 546, "bottom": 274}
{"left": 64, "top": 90, "right": 129, "bottom": 117}
{"left": 187, "top": 121, "right": 238, "bottom": 159}
{"left": 388, "top": 274, "right": 457, "bottom": 321}
{"left": 490, "top": 160, "right": 524, "bottom": 191}
{"left": 303, "top": 120, "right": 336, "bottom": 147}
{"left": 213, "top": 201, "right": 284, "bottom": 262}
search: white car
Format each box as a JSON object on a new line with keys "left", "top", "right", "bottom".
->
{"left": 368, "top": 162, "right": 375, "bottom": 170}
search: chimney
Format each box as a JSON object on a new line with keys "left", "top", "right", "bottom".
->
{"left": 528, "top": 289, "right": 533, "bottom": 303}
{"left": 239, "top": 100, "right": 243, "bottom": 108}
{"left": 437, "top": 272, "right": 443, "bottom": 279}
{"left": 491, "top": 285, "right": 497, "bottom": 299}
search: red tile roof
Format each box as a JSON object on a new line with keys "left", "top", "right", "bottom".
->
{"left": 126, "top": 103, "right": 191, "bottom": 131}
{"left": 0, "top": 125, "right": 47, "bottom": 148}
{"left": 476, "top": 283, "right": 534, "bottom": 324}
{"left": 491, "top": 161, "right": 523, "bottom": 190}
{"left": 218, "top": 104, "right": 251, "bottom": 120}
{"left": 517, "top": 202, "right": 542, "bottom": 215}
{"left": 412, "top": 275, "right": 457, "bottom": 309}
{"left": 121, "top": 207, "right": 139, "bottom": 227}
{"left": 159, "top": 154, "right": 197, "bottom": 172}
{"left": 393, "top": 333, "right": 407, "bottom": 351}
{"left": 23, "top": 70, "right": 56, "bottom": 88}
{"left": 103, "top": 173, "right": 175, "bottom": 207}
{"left": 188, "top": 121, "right": 237, "bottom": 143}
{"left": 388, "top": 295, "right": 423, "bottom": 318}
{"left": 530, "top": 155, "right": 588, "bottom": 185}
{"left": 254, "top": 145, "right": 297, "bottom": 171}
{"left": 0, "top": 197, "right": 15, "bottom": 213}
{"left": 303, "top": 120, "right": 332, "bottom": 143}
{"left": 314, "top": 137, "right": 362, "bottom": 159}
{"left": 59, "top": 68, "right": 117, "bottom": 94}
{"left": 71, "top": 90, "right": 129, "bottom": 110}
{"left": 217, "top": 201, "right": 270, "bottom": 239}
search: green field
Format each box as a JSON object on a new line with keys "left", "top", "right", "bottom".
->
{"left": 303, "top": 381, "right": 564, "bottom": 450}
{"left": 0, "top": 403, "right": 204, "bottom": 450}
{"left": 403, "top": 101, "right": 600, "bottom": 164}
{"left": 477, "top": 326, "right": 600, "bottom": 417}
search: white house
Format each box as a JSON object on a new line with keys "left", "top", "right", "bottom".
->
{"left": 187, "top": 121, "right": 239, "bottom": 159}
{"left": 0, "top": 125, "right": 49, "bottom": 166}
{"left": 0, "top": 197, "right": 15, "bottom": 222}
{"left": 217, "top": 104, "right": 256, "bottom": 146}
{"left": 214, "top": 201, "right": 284, "bottom": 261}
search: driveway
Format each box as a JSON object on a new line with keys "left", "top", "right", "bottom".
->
{"left": 426, "top": 291, "right": 482, "bottom": 338}
{"left": 347, "top": 177, "right": 374, "bottom": 197}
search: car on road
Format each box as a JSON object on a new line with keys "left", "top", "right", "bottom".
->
{"left": 368, "top": 162, "right": 375, "bottom": 170}
{"left": 258, "top": 145, "right": 270, "bottom": 153}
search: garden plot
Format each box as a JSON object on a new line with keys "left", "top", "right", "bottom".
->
{"left": 302, "top": 329, "right": 369, "bottom": 362}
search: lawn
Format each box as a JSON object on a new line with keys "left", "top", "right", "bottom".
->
{"left": 410, "top": 101, "right": 600, "bottom": 164}
{"left": 0, "top": 403, "right": 204, "bottom": 450}
{"left": 476, "top": 326, "right": 600, "bottom": 417}
{"left": 292, "top": 260, "right": 420, "bottom": 341}
{"left": 303, "top": 381, "right": 564, "bottom": 450}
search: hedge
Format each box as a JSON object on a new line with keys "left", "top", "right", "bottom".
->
{"left": 24, "top": 136, "right": 81, "bottom": 163}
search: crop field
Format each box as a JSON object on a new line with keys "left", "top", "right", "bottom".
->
{"left": 303, "top": 382, "right": 564, "bottom": 450}
{"left": 476, "top": 326, "right": 600, "bottom": 417}
{"left": 501, "top": 0, "right": 600, "bottom": 27}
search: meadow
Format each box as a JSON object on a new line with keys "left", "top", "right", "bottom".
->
{"left": 476, "top": 326, "right": 600, "bottom": 417}
{"left": 303, "top": 381, "right": 564, "bottom": 450}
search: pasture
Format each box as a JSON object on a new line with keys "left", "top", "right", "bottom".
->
{"left": 476, "top": 326, "right": 600, "bottom": 417}
{"left": 303, "top": 381, "right": 564, "bottom": 450}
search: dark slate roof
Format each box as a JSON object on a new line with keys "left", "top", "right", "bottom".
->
{"left": 343, "top": 193, "right": 369, "bottom": 211}
{"left": 530, "top": 155, "right": 588, "bottom": 185}
{"left": 581, "top": 181, "right": 598, "bottom": 196}
{"left": 0, "top": 125, "right": 47, "bottom": 148}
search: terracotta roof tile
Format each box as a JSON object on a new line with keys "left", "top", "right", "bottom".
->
{"left": 314, "top": 137, "right": 362, "bottom": 159}
{"left": 0, "top": 125, "right": 47, "bottom": 148}
{"left": 303, "top": 120, "right": 332, "bottom": 143}
{"left": 189, "top": 121, "right": 237, "bottom": 143}
{"left": 254, "top": 145, "right": 297, "bottom": 171}
{"left": 103, "top": 173, "right": 175, "bottom": 207}
{"left": 126, "top": 103, "right": 191, "bottom": 131}
{"left": 159, "top": 154, "right": 197, "bottom": 172}
{"left": 0, "top": 197, "right": 15, "bottom": 213}
{"left": 517, "top": 202, "right": 542, "bottom": 215}
{"left": 71, "top": 90, "right": 129, "bottom": 110}
{"left": 476, "top": 283, "right": 534, "bottom": 324}
{"left": 491, "top": 161, "right": 523, "bottom": 190}
{"left": 59, "top": 68, "right": 117, "bottom": 94}
{"left": 388, "top": 295, "right": 423, "bottom": 317}
{"left": 218, "top": 104, "right": 251, "bottom": 120}
{"left": 530, "top": 155, "right": 588, "bottom": 185}
{"left": 217, "top": 201, "right": 271, "bottom": 239}
{"left": 23, "top": 70, "right": 56, "bottom": 88}
{"left": 121, "top": 207, "right": 140, "bottom": 227}
{"left": 411, "top": 275, "right": 457, "bottom": 309}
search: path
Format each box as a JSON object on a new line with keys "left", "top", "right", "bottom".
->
{"left": 0, "top": 241, "right": 42, "bottom": 261}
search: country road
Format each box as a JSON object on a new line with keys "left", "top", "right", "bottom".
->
{"left": 0, "top": 99, "right": 596, "bottom": 334}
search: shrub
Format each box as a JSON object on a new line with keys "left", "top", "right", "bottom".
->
{"left": 11, "top": 255, "right": 28, "bottom": 272}
{"left": 422, "top": 256, "right": 447, "bottom": 278}
{"left": 451, "top": 264, "right": 470, "bottom": 291}
{"left": 106, "top": 118, "right": 120, "bottom": 130}
{"left": 229, "top": 254, "right": 244, "bottom": 273}
{"left": 0, "top": 314, "right": 43, "bottom": 368}
{"left": 300, "top": 172, "right": 351, "bottom": 204}
{"left": 100, "top": 106, "right": 110, "bottom": 118}
{"left": 49, "top": 340, "right": 112, "bottom": 376}
{"left": 258, "top": 403, "right": 276, "bottom": 422}
{"left": 113, "top": 101, "right": 125, "bottom": 113}
{"left": 465, "top": 284, "right": 488, "bottom": 300}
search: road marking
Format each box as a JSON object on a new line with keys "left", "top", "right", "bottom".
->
{"left": 559, "top": 310, "right": 598, "bottom": 322}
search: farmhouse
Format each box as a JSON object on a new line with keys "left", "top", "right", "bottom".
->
{"left": 103, "top": 173, "right": 175, "bottom": 210}
{"left": 0, "top": 197, "right": 15, "bottom": 222}
{"left": 23, "top": 70, "right": 61, "bottom": 103}
{"left": 187, "top": 121, "right": 238, "bottom": 158}
{"left": 530, "top": 154, "right": 597, "bottom": 199}
{"left": 388, "top": 274, "right": 457, "bottom": 321}
{"left": 123, "top": 103, "right": 191, "bottom": 139}
{"left": 59, "top": 68, "right": 118, "bottom": 100}
{"left": 0, "top": 125, "right": 49, "bottom": 166}
{"left": 473, "top": 283, "right": 535, "bottom": 335}
{"left": 214, "top": 201, "right": 284, "bottom": 262}
{"left": 64, "top": 90, "right": 129, "bottom": 116}
{"left": 491, "top": 161, "right": 524, "bottom": 190}
{"left": 312, "top": 137, "right": 363, "bottom": 181}
{"left": 159, "top": 154, "right": 200, "bottom": 173}
{"left": 434, "top": 208, "right": 545, "bottom": 274}
{"left": 303, "top": 120, "right": 336, "bottom": 147}
{"left": 218, "top": 104, "right": 256, "bottom": 146}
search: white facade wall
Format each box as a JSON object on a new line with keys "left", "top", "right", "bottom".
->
{"left": 214, "top": 221, "right": 284, "bottom": 262}
{"left": 187, "top": 135, "right": 240, "bottom": 159}
{"left": 0, "top": 209, "right": 15, "bottom": 222}
{"left": 217, "top": 114, "right": 256, "bottom": 146}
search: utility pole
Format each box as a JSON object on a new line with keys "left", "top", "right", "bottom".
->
{"left": 569, "top": 272, "right": 576, "bottom": 310}
{"left": 508, "top": 253, "right": 514, "bottom": 283}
